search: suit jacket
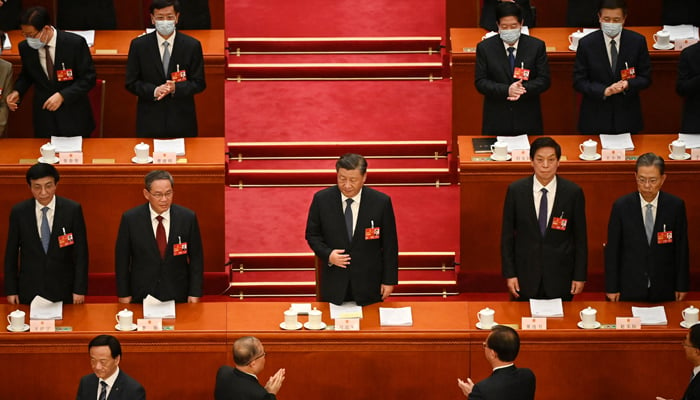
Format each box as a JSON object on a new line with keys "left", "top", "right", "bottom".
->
{"left": 469, "top": 365, "right": 536, "bottom": 400}
{"left": 214, "top": 366, "right": 276, "bottom": 400}
{"left": 677, "top": 42, "right": 700, "bottom": 133}
{"left": 0, "top": 0, "right": 21, "bottom": 31}
{"left": 475, "top": 34, "right": 550, "bottom": 135}
{"left": 14, "top": 29, "right": 96, "bottom": 138}
{"left": 566, "top": 0, "right": 599, "bottom": 28}
{"left": 479, "top": 0, "right": 535, "bottom": 32}
{"left": 305, "top": 186, "right": 399, "bottom": 306}
{"left": 605, "top": 191, "right": 689, "bottom": 302}
{"left": 76, "top": 370, "right": 145, "bottom": 400}
{"left": 573, "top": 29, "right": 651, "bottom": 134}
{"left": 0, "top": 58, "right": 14, "bottom": 136}
{"left": 501, "top": 176, "right": 587, "bottom": 300}
{"left": 663, "top": 0, "right": 700, "bottom": 26}
{"left": 125, "top": 31, "right": 206, "bottom": 138}
{"left": 4, "top": 196, "right": 88, "bottom": 304}
{"left": 115, "top": 203, "right": 203, "bottom": 303}
{"left": 684, "top": 373, "right": 700, "bottom": 400}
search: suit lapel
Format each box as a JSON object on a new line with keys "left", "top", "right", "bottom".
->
{"left": 523, "top": 176, "right": 540, "bottom": 231}
{"left": 593, "top": 31, "right": 616, "bottom": 79}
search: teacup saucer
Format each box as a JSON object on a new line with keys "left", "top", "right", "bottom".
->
{"left": 569, "top": 45, "right": 578, "bottom": 51}
{"left": 115, "top": 323, "right": 138, "bottom": 331}
{"left": 476, "top": 321, "right": 497, "bottom": 330}
{"left": 653, "top": 42, "right": 675, "bottom": 50}
{"left": 38, "top": 156, "right": 59, "bottom": 164}
{"left": 131, "top": 156, "right": 153, "bottom": 164}
{"left": 577, "top": 321, "right": 601, "bottom": 329}
{"left": 279, "top": 321, "right": 302, "bottom": 330}
{"left": 579, "top": 153, "right": 601, "bottom": 161}
{"left": 681, "top": 320, "right": 700, "bottom": 328}
{"left": 490, "top": 154, "right": 511, "bottom": 162}
{"left": 669, "top": 152, "right": 690, "bottom": 160}
{"left": 7, "top": 323, "right": 30, "bottom": 332}
{"left": 304, "top": 321, "right": 327, "bottom": 330}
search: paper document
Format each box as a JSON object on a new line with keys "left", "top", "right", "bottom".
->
{"left": 330, "top": 302, "right": 363, "bottom": 319}
{"left": 529, "top": 298, "right": 564, "bottom": 317}
{"left": 66, "top": 30, "right": 95, "bottom": 47}
{"left": 3, "top": 35, "right": 10, "bottom": 50}
{"left": 679, "top": 133, "right": 700, "bottom": 148}
{"left": 51, "top": 136, "right": 83, "bottom": 152}
{"left": 600, "top": 133, "right": 634, "bottom": 150}
{"left": 582, "top": 28, "right": 600, "bottom": 35}
{"left": 290, "top": 303, "right": 312, "bottom": 315}
{"left": 496, "top": 134, "right": 530, "bottom": 151}
{"left": 663, "top": 25, "right": 699, "bottom": 41}
{"left": 143, "top": 295, "right": 176, "bottom": 319}
{"left": 379, "top": 307, "right": 413, "bottom": 326}
{"left": 30, "top": 295, "right": 63, "bottom": 320}
{"left": 632, "top": 306, "right": 667, "bottom": 325}
{"left": 154, "top": 138, "right": 186, "bottom": 156}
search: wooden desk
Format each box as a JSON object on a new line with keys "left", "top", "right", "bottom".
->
{"left": 2, "top": 30, "right": 225, "bottom": 138}
{"left": 0, "top": 138, "right": 225, "bottom": 277}
{"left": 458, "top": 134, "right": 700, "bottom": 291}
{"left": 450, "top": 27, "right": 682, "bottom": 144}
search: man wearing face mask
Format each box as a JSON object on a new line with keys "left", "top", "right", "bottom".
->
{"left": 125, "top": 0, "right": 206, "bottom": 138}
{"left": 474, "top": 2, "right": 550, "bottom": 136}
{"left": 6, "top": 6, "right": 96, "bottom": 138}
{"left": 573, "top": 0, "right": 651, "bottom": 134}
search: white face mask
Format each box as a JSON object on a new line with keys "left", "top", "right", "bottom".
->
{"left": 155, "top": 20, "right": 176, "bottom": 36}
{"left": 26, "top": 36, "right": 45, "bottom": 50}
{"left": 499, "top": 28, "right": 521, "bottom": 45}
{"left": 601, "top": 22, "right": 623, "bottom": 38}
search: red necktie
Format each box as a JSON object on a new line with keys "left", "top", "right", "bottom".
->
{"left": 156, "top": 215, "right": 166, "bottom": 259}
{"left": 44, "top": 45, "right": 54, "bottom": 81}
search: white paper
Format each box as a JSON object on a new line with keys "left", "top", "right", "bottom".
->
{"left": 679, "top": 133, "right": 700, "bottom": 148}
{"left": 290, "top": 303, "right": 312, "bottom": 315}
{"left": 496, "top": 134, "right": 531, "bottom": 151}
{"left": 329, "top": 302, "right": 363, "bottom": 319}
{"left": 600, "top": 133, "right": 634, "bottom": 150}
{"left": 632, "top": 306, "right": 667, "bottom": 325}
{"left": 3, "top": 35, "right": 10, "bottom": 50}
{"left": 379, "top": 307, "right": 413, "bottom": 326}
{"left": 51, "top": 136, "right": 83, "bottom": 152}
{"left": 582, "top": 28, "right": 600, "bottom": 35}
{"left": 662, "top": 25, "right": 699, "bottom": 41}
{"left": 529, "top": 298, "right": 564, "bottom": 317}
{"left": 154, "top": 138, "right": 186, "bottom": 156}
{"left": 521, "top": 26, "right": 530, "bottom": 35}
{"left": 30, "top": 295, "right": 63, "bottom": 320}
{"left": 143, "top": 295, "right": 176, "bottom": 319}
{"left": 482, "top": 31, "right": 498, "bottom": 40}
{"left": 66, "top": 30, "right": 95, "bottom": 47}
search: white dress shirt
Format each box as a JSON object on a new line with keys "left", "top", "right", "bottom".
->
{"left": 341, "top": 189, "right": 362, "bottom": 237}
{"left": 149, "top": 205, "right": 170, "bottom": 241}
{"left": 533, "top": 176, "right": 557, "bottom": 223}
{"left": 35, "top": 196, "right": 56, "bottom": 239}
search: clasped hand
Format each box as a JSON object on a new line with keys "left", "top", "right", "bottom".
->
{"left": 507, "top": 80, "right": 526, "bottom": 101}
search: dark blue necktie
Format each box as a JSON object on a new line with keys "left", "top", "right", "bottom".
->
{"left": 344, "top": 198, "right": 354, "bottom": 241}
{"left": 538, "top": 188, "right": 548, "bottom": 236}
{"left": 40, "top": 206, "right": 50, "bottom": 253}
{"left": 507, "top": 47, "right": 515, "bottom": 74}
{"left": 98, "top": 381, "right": 107, "bottom": 400}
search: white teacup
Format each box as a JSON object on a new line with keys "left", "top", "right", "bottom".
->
{"left": 669, "top": 139, "right": 687, "bottom": 159}
{"left": 683, "top": 306, "right": 699, "bottom": 326}
{"left": 569, "top": 31, "right": 585, "bottom": 50}
{"left": 490, "top": 142, "right": 508, "bottom": 160}
{"left": 579, "top": 306, "right": 597, "bottom": 328}
{"left": 654, "top": 30, "right": 671, "bottom": 48}
{"left": 40, "top": 142, "right": 56, "bottom": 162}
{"left": 579, "top": 139, "right": 598, "bottom": 159}
{"left": 477, "top": 307, "right": 495, "bottom": 328}
{"left": 7, "top": 309, "right": 25, "bottom": 331}
{"left": 308, "top": 308, "right": 322, "bottom": 329}
{"left": 283, "top": 309, "right": 298, "bottom": 328}
{"left": 134, "top": 142, "right": 150, "bottom": 162}
{"left": 115, "top": 308, "right": 133, "bottom": 330}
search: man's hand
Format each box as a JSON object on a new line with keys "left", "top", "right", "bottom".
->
{"left": 507, "top": 79, "right": 526, "bottom": 101}
{"left": 328, "top": 249, "right": 351, "bottom": 268}
{"left": 506, "top": 277, "right": 520, "bottom": 298}
{"left": 604, "top": 80, "right": 628, "bottom": 97}
{"left": 457, "top": 378, "right": 475, "bottom": 398}
{"left": 656, "top": 397, "right": 672, "bottom": 400}
{"left": 570, "top": 280, "right": 585, "bottom": 295}
{"left": 606, "top": 292, "right": 620, "bottom": 302}
{"left": 188, "top": 296, "right": 200, "bottom": 303}
{"left": 42, "top": 92, "right": 64, "bottom": 111}
{"left": 6, "top": 295, "right": 18, "bottom": 304}
{"left": 155, "top": 82, "right": 175, "bottom": 100}
{"left": 73, "top": 293, "right": 85, "bottom": 304}
{"left": 676, "top": 291, "right": 688, "bottom": 301}
{"left": 6, "top": 90, "right": 19, "bottom": 111}
{"left": 380, "top": 284, "right": 394, "bottom": 300}
{"left": 264, "top": 368, "right": 286, "bottom": 395}
{"left": 118, "top": 296, "right": 132, "bottom": 304}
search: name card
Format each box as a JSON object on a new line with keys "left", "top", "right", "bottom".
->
{"left": 335, "top": 318, "right": 360, "bottom": 331}
{"left": 137, "top": 318, "right": 163, "bottom": 331}
{"left": 602, "top": 149, "right": 625, "bottom": 161}
{"left": 521, "top": 317, "right": 547, "bottom": 330}
{"left": 59, "top": 152, "right": 83, "bottom": 164}
{"left": 95, "top": 49, "right": 118, "bottom": 55}
{"left": 676, "top": 38, "right": 698, "bottom": 51}
{"left": 691, "top": 148, "right": 700, "bottom": 161}
{"left": 91, "top": 158, "right": 116, "bottom": 164}
{"left": 615, "top": 317, "right": 641, "bottom": 330}
{"left": 30, "top": 319, "right": 55, "bottom": 332}
{"left": 511, "top": 149, "right": 530, "bottom": 162}
{"left": 153, "top": 152, "right": 176, "bottom": 164}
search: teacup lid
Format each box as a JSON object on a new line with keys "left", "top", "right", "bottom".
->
{"left": 41, "top": 142, "right": 55, "bottom": 149}
{"left": 673, "top": 139, "right": 685, "bottom": 145}
{"left": 685, "top": 305, "right": 697, "bottom": 311}
{"left": 583, "top": 139, "right": 596, "bottom": 145}
{"left": 135, "top": 142, "right": 149, "bottom": 149}
{"left": 10, "top": 309, "right": 24, "bottom": 316}
{"left": 479, "top": 307, "right": 494, "bottom": 314}
{"left": 118, "top": 308, "right": 132, "bottom": 315}
{"left": 582, "top": 306, "right": 596, "bottom": 313}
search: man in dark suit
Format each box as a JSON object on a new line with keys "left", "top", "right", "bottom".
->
{"left": 4, "top": 163, "right": 88, "bottom": 305}
{"left": 76, "top": 335, "right": 145, "bottom": 400}
{"left": 573, "top": 0, "right": 651, "bottom": 134}
{"left": 125, "top": 0, "right": 206, "bottom": 138}
{"left": 501, "top": 137, "right": 587, "bottom": 301}
{"left": 215, "top": 336, "right": 285, "bottom": 400}
{"left": 475, "top": 1, "right": 550, "bottom": 136}
{"left": 115, "top": 170, "right": 203, "bottom": 303}
{"left": 605, "top": 153, "right": 689, "bottom": 302}
{"left": 658, "top": 324, "right": 700, "bottom": 400}
{"left": 6, "top": 6, "right": 95, "bottom": 138}
{"left": 458, "top": 325, "right": 536, "bottom": 400}
{"left": 305, "top": 153, "right": 399, "bottom": 306}
{"left": 480, "top": 0, "right": 534, "bottom": 32}
{"left": 677, "top": 42, "right": 700, "bottom": 133}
